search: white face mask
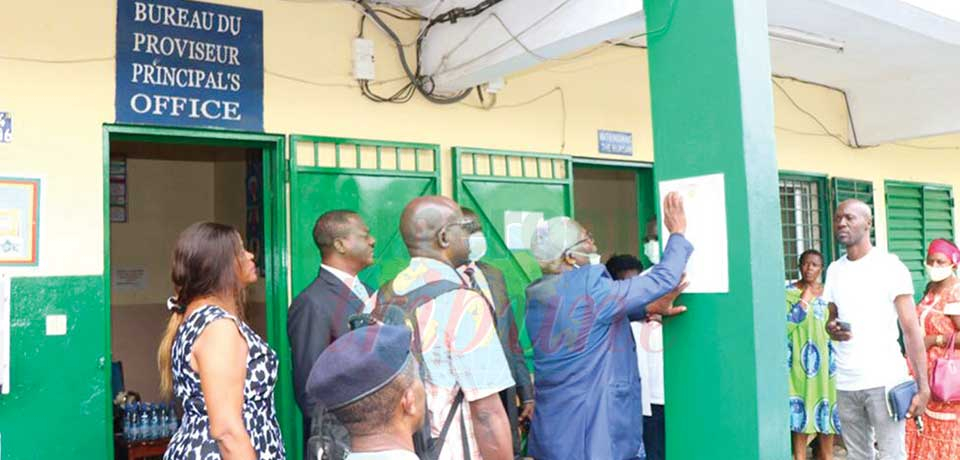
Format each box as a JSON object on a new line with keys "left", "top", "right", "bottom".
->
{"left": 644, "top": 240, "right": 661, "bottom": 264}
{"left": 925, "top": 264, "right": 954, "bottom": 282}
{"left": 572, "top": 251, "right": 602, "bottom": 267}
{"left": 468, "top": 233, "right": 487, "bottom": 262}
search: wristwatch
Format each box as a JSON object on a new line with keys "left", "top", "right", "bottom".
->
{"left": 936, "top": 335, "right": 946, "bottom": 347}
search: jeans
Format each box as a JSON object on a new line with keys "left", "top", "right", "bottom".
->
{"left": 837, "top": 387, "right": 906, "bottom": 460}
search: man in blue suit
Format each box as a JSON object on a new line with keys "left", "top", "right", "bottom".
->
{"left": 524, "top": 192, "right": 693, "bottom": 460}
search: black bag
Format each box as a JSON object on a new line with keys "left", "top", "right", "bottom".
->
{"left": 373, "top": 279, "right": 472, "bottom": 460}
{"left": 306, "top": 406, "right": 350, "bottom": 460}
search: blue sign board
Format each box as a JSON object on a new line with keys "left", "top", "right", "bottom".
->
{"left": 598, "top": 130, "right": 633, "bottom": 155}
{"left": 0, "top": 113, "right": 11, "bottom": 143}
{"left": 116, "top": 0, "right": 263, "bottom": 131}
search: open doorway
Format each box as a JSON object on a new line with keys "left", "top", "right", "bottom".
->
{"left": 102, "top": 126, "right": 291, "bottom": 459}
{"left": 573, "top": 161, "right": 655, "bottom": 265}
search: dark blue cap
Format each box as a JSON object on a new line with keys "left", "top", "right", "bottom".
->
{"left": 306, "top": 324, "right": 413, "bottom": 411}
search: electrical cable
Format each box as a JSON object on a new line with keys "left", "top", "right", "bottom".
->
{"left": 0, "top": 54, "right": 114, "bottom": 64}
{"left": 462, "top": 86, "right": 566, "bottom": 151}
{"left": 772, "top": 78, "right": 849, "bottom": 146}
{"left": 430, "top": 0, "right": 576, "bottom": 77}
{"left": 432, "top": 0, "right": 677, "bottom": 79}
{"left": 892, "top": 142, "right": 960, "bottom": 151}
{"left": 358, "top": 0, "right": 474, "bottom": 104}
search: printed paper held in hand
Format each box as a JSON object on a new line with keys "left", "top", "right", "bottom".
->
{"left": 658, "top": 174, "right": 729, "bottom": 293}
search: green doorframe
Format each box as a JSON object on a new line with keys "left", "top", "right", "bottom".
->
{"left": 101, "top": 124, "right": 291, "bottom": 458}
{"left": 572, "top": 158, "right": 655, "bottom": 262}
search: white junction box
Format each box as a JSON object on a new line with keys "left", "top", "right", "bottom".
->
{"left": 352, "top": 38, "right": 376, "bottom": 81}
{"left": 45, "top": 314, "right": 67, "bottom": 336}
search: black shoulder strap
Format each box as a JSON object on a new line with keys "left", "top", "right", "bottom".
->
{"left": 373, "top": 278, "right": 472, "bottom": 460}
{"left": 428, "top": 390, "right": 466, "bottom": 460}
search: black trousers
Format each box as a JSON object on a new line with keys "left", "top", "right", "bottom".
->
{"left": 643, "top": 404, "right": 665, "bottom": 460}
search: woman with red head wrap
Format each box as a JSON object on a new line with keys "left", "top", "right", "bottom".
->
{"left": 906, "top": 238, "right": 960, "bottom": 460}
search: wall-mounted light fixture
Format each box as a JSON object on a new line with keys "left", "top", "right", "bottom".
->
{"left": 769, "top": 25, "right": 845, "bottom": 53}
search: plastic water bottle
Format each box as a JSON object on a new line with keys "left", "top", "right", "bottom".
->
{"left": 129, "top": 402, "right": 141, "bottom": 442}
{"left": 122, "top": 403, "right": 133, "bottom": 441}
{"left": 167, "top": 403, "right": 179, "bottom": 436}
{"left": 150, "top": 403, "right": 161, "bottom": 440}
{"left": 138, "top": 402, "right": 150, "bottom": 441}
{"left": 158, "top": 403, "right": 169, "bottom": 438}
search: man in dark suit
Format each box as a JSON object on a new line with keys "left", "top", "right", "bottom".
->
{"left": 459, "top": 208, "right": 535, "bottom": 458}
{"left": 288, "top": 210, "right": 376, "bottom": 455}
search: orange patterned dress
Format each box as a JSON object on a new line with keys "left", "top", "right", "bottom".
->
{"left": 906, "top": 283, "right": 960, "bottom": 460}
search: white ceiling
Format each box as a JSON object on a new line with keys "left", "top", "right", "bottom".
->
{"left": 767, "top": 0, "right": 960, "bottom": 144}
{"left": 375, "top": 0, "right": 960, "bottom": 144}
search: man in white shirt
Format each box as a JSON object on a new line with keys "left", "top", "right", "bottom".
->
{"left": 823, "top": 199, "right": 929, "bottom": 460}
{"left": 288, "top": 210, "right": 377, "bottom": 454}
{"left": 606, "top": 254, "right": 684, "bottom": 460}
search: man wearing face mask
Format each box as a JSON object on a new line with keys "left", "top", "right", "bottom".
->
{"left": 457, "top": 208, "right": 535, "bottom": 458}
{"left": 643, "top": 215, "right": 661, "bottom": 266}
{"left": 374, "top": 196, "right": 515, "bottom": 460}
{"left": 524, "top": 192, "right": 693, "bottom": 460}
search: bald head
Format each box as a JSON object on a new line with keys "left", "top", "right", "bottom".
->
{"left": 839, "top": 199, "right": 872, "bottom": 220}
{"left": 835, "top": 199, "right": 873, "bottom": 249}
{"left": 400, "top": 196, "right": 471, "bottom": 265}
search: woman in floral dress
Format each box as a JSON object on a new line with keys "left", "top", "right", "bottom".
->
{"left": 787, "top": 249, "right": 838, "bottom": 460}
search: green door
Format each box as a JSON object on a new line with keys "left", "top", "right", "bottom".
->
{"left": 287, "top": 135, "right": 441, "bottom": 456}
{"left": 289, "top": 135, "right": 442, "bottom": 294}
{"left": 452, "top": 147, "right": 573, "bottom": 362}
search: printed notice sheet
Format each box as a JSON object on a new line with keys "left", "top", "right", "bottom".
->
{"left": 658, "top": 173, "right": 729, "bottom": 293}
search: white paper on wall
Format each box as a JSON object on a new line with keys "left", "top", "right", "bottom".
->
{"left": 658, "top": 173, "right": 729, "bottom": 293}
{"left": 113, "top": 267, "right": 147, "bottom": 290}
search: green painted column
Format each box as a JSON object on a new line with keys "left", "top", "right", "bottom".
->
{"left": 642, "top": 0, "right": 789, "bottom": 459}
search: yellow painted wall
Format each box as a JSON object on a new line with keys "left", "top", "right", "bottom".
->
{"left": 2, "top": 0, "right": 960, "bottom": 279}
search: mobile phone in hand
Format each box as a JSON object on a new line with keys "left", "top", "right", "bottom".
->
{"left": 836, "top": 321, "right": 852, "bottom": 332}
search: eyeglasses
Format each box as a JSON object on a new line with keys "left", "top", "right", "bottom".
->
{"left": 563, "top": 232, "right": 595, "bottom": 254}
{"left": 444, "top": 219, "right": 482, "bottom": 235}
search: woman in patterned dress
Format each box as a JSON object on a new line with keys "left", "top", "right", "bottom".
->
{"left": 906, "top": 238, "right": 960, "bottom": 460}
{"left": 157, "top": 222, "right": 285, "bottom": 459}
{"left": 787, "top": 249, "right": 838, "bottom": 460}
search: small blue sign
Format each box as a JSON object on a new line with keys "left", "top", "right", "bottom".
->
{"left": 0, "top": 112, "right": 11, "bottom": 143}
{"left": 598, "top": 130, "right": 633, "bottom": 155}
{"left": 597, "top": 129, "right": 633, "bottom": 156}
{"left": 116, "top": 0, "right": 263, "bottom": 131}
